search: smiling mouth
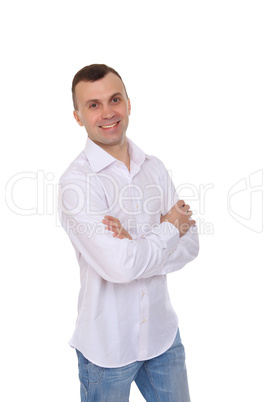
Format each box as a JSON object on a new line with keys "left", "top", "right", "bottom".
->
{"left": 99, "top": 121, "right": 120, "bottom": 129}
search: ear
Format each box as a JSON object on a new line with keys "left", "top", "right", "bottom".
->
{"left": 73, "top": 110, "right": 84, "bottom": 127}
{"left": 128, "top": 98, "right": 131, "bottom": 116}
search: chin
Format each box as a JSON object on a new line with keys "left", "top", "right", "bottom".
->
{"left": 102, "top": 132, "right": 126, "bottom": 144}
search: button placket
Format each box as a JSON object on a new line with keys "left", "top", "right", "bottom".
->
{"left": 139, "top": 286, "right": 149, "bottom": 325}
{"left": 138, "top": 283, "right": 149, "bottom": 359}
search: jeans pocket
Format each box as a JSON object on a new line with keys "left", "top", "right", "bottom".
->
{"left": 86, "top": 362, "right": 105, "bottom": 385}
{"left": 76, "top": 350, "right": 104, "bottom": 387}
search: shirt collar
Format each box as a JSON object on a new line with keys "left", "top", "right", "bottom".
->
{"left": 83, "top": 137, "right": 149, "bottom": 173}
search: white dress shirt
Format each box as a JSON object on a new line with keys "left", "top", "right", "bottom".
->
{"left": 58, "top": 137, "right": 199, "bottom": 368}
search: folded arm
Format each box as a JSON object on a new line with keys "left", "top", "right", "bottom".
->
{"left": 59, "top": 176, "right": 198, "bottom": 284}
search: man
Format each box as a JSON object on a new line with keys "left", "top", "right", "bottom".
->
{"left": 58, "top": 64, "right": 199, "bottom": 401}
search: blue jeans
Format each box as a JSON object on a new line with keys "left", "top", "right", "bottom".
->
{"left": 76, "top": 328, "right": 191, "bottom": 401}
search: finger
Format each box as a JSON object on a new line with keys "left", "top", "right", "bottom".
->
{"left": 105, "top": 225, "right": 120, "bottom": 233}
{"left": 113, "top": 233, "right": 126, "bottom": 239}
{"left": 177, "top": 200, "right": 185, "bottom": 208}
{"left": 174, "top": 200, "right": 185, "bottom": 212}
{"left": 103, "top": 219, "right": 120, "bottom": 228}
{"left": 181, "top": 204, "right": 191, "bottom": 214}
{"left": 104, "top": 215, "right": 119, "bottom": 222}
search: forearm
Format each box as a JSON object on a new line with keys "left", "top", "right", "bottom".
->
{"left": 100, "top": 213, "right": 199, "bottom": 278}
{"left": 60, "top": 210, "right": 181, "bottom": 283}
{"left": 59, "top": 172, "right": 198, "bottom": 283}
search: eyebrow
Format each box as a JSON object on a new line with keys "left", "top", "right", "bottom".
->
{"left": 84, "top": 92, "right": 124, "bottom": 107}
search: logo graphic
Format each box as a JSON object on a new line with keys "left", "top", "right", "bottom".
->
{"left": 227, "top": 170, "right": 263, "bottom": 233}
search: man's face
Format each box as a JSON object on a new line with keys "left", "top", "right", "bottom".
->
{"left": 73, "top": 73, "right": 131, "bottom": 148}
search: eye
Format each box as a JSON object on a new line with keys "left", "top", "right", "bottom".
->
{"left": 111, "top": 97, "right": 120, "bottom": 103}
{"left": 89, "top": 103, "right": 98, "bottom": 109}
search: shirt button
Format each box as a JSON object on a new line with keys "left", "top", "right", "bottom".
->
{"left": 136, "top": 204, "right": 139, "bottom": 209}
{"left": 142, "top": 291, "right": 145, "bottom": 297}
{"left": 142, "top": 319, "right": 146, "bottom": 324}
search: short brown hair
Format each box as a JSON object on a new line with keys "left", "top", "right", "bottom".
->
{"left": 72, "top": 64, "right": 128, "bottom": 110}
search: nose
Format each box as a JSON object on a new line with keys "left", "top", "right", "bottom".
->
{"left": 101, "top": 103, "right": 115, "bottom": 120}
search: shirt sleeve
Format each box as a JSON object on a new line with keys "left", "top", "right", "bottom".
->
{"left": 153, "top": 224, "right": 199, "bottom": 274}
{"left": 58, "top": 174, "right": 183, "bottom": 284}
{"left": 147, "top": 157, "right": 199, "bottom": 273}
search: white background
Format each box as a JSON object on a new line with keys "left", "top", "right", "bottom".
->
{"left": 1, "top": 1, "right": 267, "bottom": 401}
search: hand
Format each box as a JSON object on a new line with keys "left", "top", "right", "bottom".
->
{"left": 160, "top": 200, "right": 196, "bottom": 237}
{"left": 102, "top": 216, "right": 133, "bottom": 240}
